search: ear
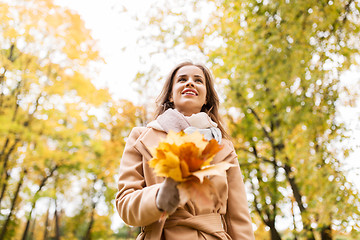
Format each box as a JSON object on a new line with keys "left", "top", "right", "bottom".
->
{"left": 169, "top": 96, "right": 173, "bottom": 102}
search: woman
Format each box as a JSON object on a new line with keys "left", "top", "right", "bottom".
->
{"left": 116, "top": 62, "right": 254, "bottom": 240}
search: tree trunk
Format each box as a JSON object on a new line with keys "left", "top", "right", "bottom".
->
{"left": 290, "top": 198, "right": 298, "bottom": 240}
{"left": 83, "top": 202, "right": 96, "bottom": 240}
{"left": 250, "top": 159, "right": 282, "bottom": 240}
{"left": 0, "top": 66, "right": 8, "bottom": 110}
{"left": 0, "top": 168, "right": 26, "bottom": 240}
{"left": 0, "top": 136, "right": 9, "bottom": 206}
{"left": 0, "top": 46, "right": 14, "bottom": 111}
{"left": 284, "top": 162, "right": 315, "bottom": 240}
{"left": 0, "top": 138, "right": 9, "bottom": 159}
{"left": 0, "top": 138, "right": 20, "bottom": 178}
{"left": 29, "top": 213, "right": 37, "bottom": 240}
{"left": 21, "top": 207, "right": 34, "bottom": 240}
{"left": 320, "top": 224, "right": 332, "bottom": 240}
{"left": 83, "top": 178, "right": 100, "bottom": 240}
{"left": 304, "top": 228, "right": 316, "bottom": 240}
{"left": 252, "top": 180, "right": 282, "bottom": 240}
{"left": 43, "top": 202, "right": 51, "bottom": 240}
{"left": 0, "top": 170, "right": 10, "bottom": 208}
{"left": 21, "top": 166, "right": 58, "bottom": 240}
{"left": 54, "top": 198, "right": 60, "bottom": 240}
{"left": 268, "top": 220, "right": 282, "bottom": 240}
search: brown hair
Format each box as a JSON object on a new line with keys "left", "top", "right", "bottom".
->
{"left": 154, "top": 61, "right": 229, "bottom": 139}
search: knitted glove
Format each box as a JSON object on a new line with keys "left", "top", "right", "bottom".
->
{"left": 156, "top": 178, "right": 179, "bottom": 215}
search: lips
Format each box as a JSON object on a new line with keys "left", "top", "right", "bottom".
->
{"left": 181, "top": 88, "right": 198, "bottom": 96}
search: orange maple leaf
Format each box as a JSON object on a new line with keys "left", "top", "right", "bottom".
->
{"left": 149, "top": 130, "right": 236, "bottom": 210}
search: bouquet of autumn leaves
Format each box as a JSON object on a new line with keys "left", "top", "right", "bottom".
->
{"left": 148, "top": 131, "right": 236, "bottom": 211}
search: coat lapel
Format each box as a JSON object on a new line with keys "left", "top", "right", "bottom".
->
{"left": 211, "top": 139, "right": 234, "bottom": 164}
{"left": 134, "top": 128, "right": 167, "bottom": 161}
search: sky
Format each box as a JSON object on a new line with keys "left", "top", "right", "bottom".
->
{"left": 56, "top": 0, "right": 209, "bottom": 104}
{"left": 56, "top": 0, "right": 154, "bottom": 103}
{"left": 57, "top": 0, "right": 360, "bottom": 230}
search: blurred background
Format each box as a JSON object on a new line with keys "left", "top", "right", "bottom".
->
{"left": 0, "top": 0, "right": 359, "bottom": 239}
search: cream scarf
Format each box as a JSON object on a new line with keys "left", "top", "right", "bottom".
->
{"left": 147, "top": 109, "right": 222, "bottom": 143}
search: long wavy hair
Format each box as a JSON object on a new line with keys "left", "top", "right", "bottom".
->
{"left": 154, "top": 61, "right": 229, "bottom": 139}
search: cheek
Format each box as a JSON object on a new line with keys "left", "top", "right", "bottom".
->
{"left": 172, "top": 84, "right": 180, "bottom": 95}
{"left": 170, "top": 85, "right": 178, "bottom": 99}
{"left": 201, "top": 87, "right": 207, "bottom": 101}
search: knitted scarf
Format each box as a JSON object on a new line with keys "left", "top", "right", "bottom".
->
{"left": 147, "top": 109, "right": 222, "bottom": 143}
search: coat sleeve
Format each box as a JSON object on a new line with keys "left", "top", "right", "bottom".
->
{"left": 224, "top": 144, "right": 255, "bottom": 240}
{"left": 115, "top": 127, "right": 163, "bottom": 226}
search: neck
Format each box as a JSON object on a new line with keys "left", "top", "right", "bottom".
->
{"left": 176, "top": 109, "right": 201, "bottom": 117}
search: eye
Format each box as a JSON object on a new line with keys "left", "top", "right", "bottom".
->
{"left": 178, "top": 78, "right": 187, "bottom": 82}
{"left": 195, "top": 79, "right": 203, "bottom": 83}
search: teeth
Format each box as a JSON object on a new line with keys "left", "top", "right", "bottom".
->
{"left": 183, "top": 90, "right": 196, "bottom": 95}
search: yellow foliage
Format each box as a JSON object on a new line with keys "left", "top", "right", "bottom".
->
{"left": 149, "top": 131, "right": 235, "bottom": 211}
{"left": 149, "top": 131, "right": 224, "bottom": 182}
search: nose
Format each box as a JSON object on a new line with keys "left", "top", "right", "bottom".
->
{"left": 186, "top": 78, "right": 195, "bottom": 87}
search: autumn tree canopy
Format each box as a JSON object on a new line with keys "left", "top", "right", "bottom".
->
{"left": 0, "top": 0, "right": 143, "bottom": 239}
{"left": 132, "top": 0, "right": 360, "bottom": 239}
{"left": 1, "top": 0, "right": 360, "bottom": 239}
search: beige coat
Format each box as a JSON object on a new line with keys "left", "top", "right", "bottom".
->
{"left": 116, "top": 127, "right": 255, "bottom": 240}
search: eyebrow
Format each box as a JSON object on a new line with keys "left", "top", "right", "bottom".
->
{"left": 177, "top": 74, "right": 204, "bottom": 78}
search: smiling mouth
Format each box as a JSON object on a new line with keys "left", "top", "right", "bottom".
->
{"left": 182, "top": 89, "right": 198, "bottom": 96}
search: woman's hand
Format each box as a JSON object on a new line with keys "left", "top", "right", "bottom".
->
{"left": 156, "top": 178, "right": 179, "bottom": 215}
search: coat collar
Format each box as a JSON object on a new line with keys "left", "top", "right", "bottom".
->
{"left": 134, "top": 128, "right": 234, "bottom": 164}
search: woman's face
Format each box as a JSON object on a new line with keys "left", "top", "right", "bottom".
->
{"left": 170, "top": 65, "right": 207, "bottom": 116}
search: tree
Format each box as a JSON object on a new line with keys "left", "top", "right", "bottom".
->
{"left": 131, "top": 0, "right": 360, "bottom": 239}
{"left": 0, "top": 0, "right": 133, "bottom": 239}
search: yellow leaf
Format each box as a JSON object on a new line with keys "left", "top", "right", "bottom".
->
{"left": 192, "top": 162, "right": 236, "bottom": 183}
{"left": 148, "top": 130, "right": 226, "bottom": 183}
{"left": 178, "top": 178, "right": 219, "bottom": 211}
{"left": 179, "top": 142, "right": 203, "bottom": 172}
